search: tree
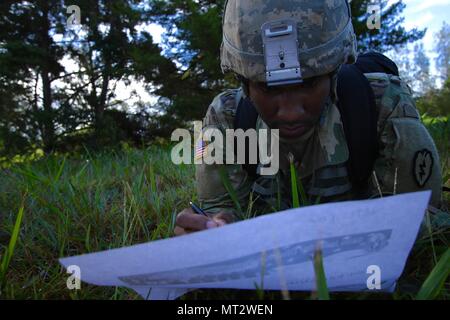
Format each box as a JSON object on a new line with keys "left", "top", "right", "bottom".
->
{"left": 412, "top": 43, "right": 435, "bottom": 96}
{"left": 390, "top": 45, "right": 414, "bottom": 87}
{"left": 416, "top": 78, "right": 450, "bottom": 118}
{"left": 146, "top": 0, "right": 231, "bottom": 125}
{"left": 0, "top": 0, "right": 176, "bottom": 156}
{"left": 0, "top": 0, "right": 67, "bottom": 155}
{"left": 60, "top": 0, "right": 176, "bottom": 147}
{"left": 351, "top": 0, "right": 425, "bottom": 52}
{"left": 435, "top": 22, "right": 450, "bottom": 83}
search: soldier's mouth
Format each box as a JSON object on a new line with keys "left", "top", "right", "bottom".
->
{"left": 278, "top": 124, "right": 310, "bottom": 138}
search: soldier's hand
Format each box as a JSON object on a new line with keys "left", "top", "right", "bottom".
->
{"left": 174, "top": 207, "right": 234, "bottom": 236}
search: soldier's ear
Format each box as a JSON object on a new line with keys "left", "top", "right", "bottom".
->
{"left": 236, "top": 74, "right": 250, "bottom": 97}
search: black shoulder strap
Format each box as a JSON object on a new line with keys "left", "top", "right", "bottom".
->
{"left": 336, "top": 63, "right": 378, "bottom": 192}
{"left": 234, "top": 96, "right": 259, "bottom": 132}
{"left": 336, "top": 52, "right": 399, "bottom": 193}
{"left": 234, "top": 96, "right": 259, "bottom": 177}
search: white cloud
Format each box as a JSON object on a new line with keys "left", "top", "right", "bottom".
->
{"left": 404, "top": 11, "right": 434, "bottom": 30}
{"left": 409, "top": 0, "right": 450, "bottom": 13}
{"left": 386, "top": 0, "right": 450, "bottom": 15}
{"left": 388, "top": 0, "right": 450, "bottom": 11}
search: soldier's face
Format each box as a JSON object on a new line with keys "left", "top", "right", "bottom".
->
{"left": 248, "top": 75, "right": 331, "bottom": 139}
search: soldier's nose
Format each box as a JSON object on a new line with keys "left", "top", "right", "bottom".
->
{"left": 276, "top": 93, "right": 306, "bottom": 122}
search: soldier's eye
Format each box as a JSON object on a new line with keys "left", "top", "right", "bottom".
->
{"left": 257, "top": 78, "right": 319, "bottom": 94}
{"left": 300, "top": 77, "right": 319, "bottom": 88}
{"left": 257, "top": 83, "right": 282, "bottom": 93}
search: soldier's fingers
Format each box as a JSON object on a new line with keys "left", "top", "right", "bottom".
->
{"left": 212, "top": 212, "right": 235, "bottom": 225}
{"left": 174, "top": 226, "right": 197, "bottom": 236}
{"left": 174, "top": 226, "right": 187, "bottom": 236}
{"left": 213, "top": 218, "right": 227, "bottom": 227}
{"left": 176, "top": 209, "right": 216, "bottom": 231}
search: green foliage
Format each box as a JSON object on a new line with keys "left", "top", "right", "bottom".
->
{"left": 417, "top": 78, "right": 450, "bottom": 118}
{"left": 416, "top": 248, "right": 450, "bottom": 300}
{"left": 218, "top": 166, "right": 244, "bottom": 218}
{"left": 0, "top": 146, "right": 195, "bottom": 299}
{"left": 289, "top": 154, "right": 301, "bottom": 208}
{"left": 288, "top": 155, "right": 308, "bottom": 208}
{"left": 0, "top": 0, "right": 67, "bottom": 155}
{"left": 0, "top": 204, "right": 25, "bottom": 291}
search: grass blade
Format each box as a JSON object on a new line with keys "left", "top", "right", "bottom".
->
{"left": 416, "top": 248, "right": 450, "bottom": 300}
{"left": 53, "top": 156, "right": 66, "bottom": 183}
{"left": 288, "top": 154, "right": 300, "bottom": 208}
{"left": 218, "top": 166, "right": 243, "bottom": 217}
{"left": 313, "top": 246, "right": 330, "bottom": 300}
{"left": 288, "top": 153, "right": 308, "bottom": 208}
{"left": 0, "top": 204, "right": 25, "bottom": 288}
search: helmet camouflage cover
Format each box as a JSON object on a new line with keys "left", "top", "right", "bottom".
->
{"left": 220, "top": 0, "right": 358, "bottom": 83}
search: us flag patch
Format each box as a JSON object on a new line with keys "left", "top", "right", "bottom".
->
{"left": 194, "top": 136, "right": 208, "bottom": 161}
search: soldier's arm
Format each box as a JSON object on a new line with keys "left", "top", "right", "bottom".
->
{"left": 195, "top": 89, "right": 255, "bottom": 221}
{"left": 367, "top": 73, "right": 442, "bottom": 207}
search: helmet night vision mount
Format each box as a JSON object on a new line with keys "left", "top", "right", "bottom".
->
{"left": 262, "top": 19, "right": 302, "bottom": 87}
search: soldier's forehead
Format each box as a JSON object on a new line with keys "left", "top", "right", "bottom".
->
{"left": 249, "top": 74, "right": 325, "bottom": 85}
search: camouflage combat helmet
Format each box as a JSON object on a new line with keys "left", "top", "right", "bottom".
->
{"left": 221, "top": 0, "right": 358, "bottom": 85}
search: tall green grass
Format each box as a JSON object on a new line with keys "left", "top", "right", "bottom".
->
{"left": 313, "top": 248, "right": 330, "bottom": 300}
{"left": 0, "top": 204, "right": 25, "bottom": 291}
{"left": 0, "top": 146, "right": 195, "bottom": 299}
{"left": 416, "top": 248, "right": 450, "bottom": 300}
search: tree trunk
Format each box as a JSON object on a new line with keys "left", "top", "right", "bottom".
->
{"left": 38, "top": 2, "right": 56, "bottom": 154}
{"left": 94, "top": 69, "right": 110, "bottom": 129}
{"left": 41, "top": 70, "right": 55, "bottom": 153}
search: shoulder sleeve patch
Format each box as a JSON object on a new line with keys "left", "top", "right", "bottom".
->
{"left": 413, "top": 149, "right": 434, "bottom": 188}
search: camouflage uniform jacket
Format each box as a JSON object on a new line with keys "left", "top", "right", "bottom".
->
{"left": 196, "top": 73, "right": 443, "bottom": 219}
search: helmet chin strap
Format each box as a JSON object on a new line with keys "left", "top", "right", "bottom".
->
{"left": 330, "top": 67, "right": 341, "bottom": 104}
